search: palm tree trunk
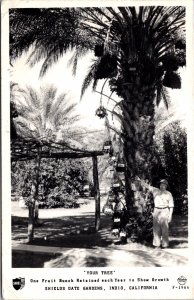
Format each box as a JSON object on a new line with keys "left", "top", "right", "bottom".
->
{"left": 27, "top": 146, "right": 41, "bottom": 242}
{"left": 121, "top": 89, "right": 156, "bottom": 241}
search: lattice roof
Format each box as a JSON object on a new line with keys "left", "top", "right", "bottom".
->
{"left": 11, "top": 138, "right": 104, "bottom": 161}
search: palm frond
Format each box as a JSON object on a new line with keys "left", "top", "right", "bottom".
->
{"left": 156, "top": 82, "right": 171, "bottom": 110}
{"left": 128, "top": 7, "right": 137, "bottom": 19}
{"left": 39, "top": 48, "right": 63, "bottom": 77}
{"left": 94, "top": 8, "right": 112, "bottom": 23}
{"left": 106, "top": 123, "right": 121, "bottom": 137}
{"left": 12, "top": 83, "right": 81, "bottom": 145}
{"left": 156, "top": 83, "right": 163, "bottom": 107}
{"left": 25, "top": 86, "right": 41, "bottom": 110}
{"left": 144, "top": 6, "right": 156, "bottom": 25}
{"left": 161, "top": 86, "right": 170, "bottom": 109}
{"left": 106, "top": 7, "right": 123, "bottom": 28}
{"left": 62, "top": 103, "right": 78, "bottom": 117}
{"left": 16, "top": 115, "right": 41, "bottom": 132}
{"left": 153, "top": 7, "right": 181, "bottom": 33}
{"left": 26, "top": 45, "right": 47, "bottom": 67}
{"left": 10, "top": 8, "right": 79, "bottom": 60}
{"left": 10, "top": 6, "right": 186, "bottom": 113}
{"left": 80, "top": 58, "right": 101, "bottom": 99}
{"left": 41, "top": 86, "right": 57, "bottom": 120}
{"left": 81, "top": 8, "right": 107, "bottom": 29}
{"left": 118, "top": 7, "right": 131, "bottom": 24}
{"left": 71, "top": 46, "right": 89, "bottom": 76}
{"left": 51, "top": 92, "right": 69, "bottom": 116}
{"left": 15, "top": 119, "right": 37, "bottom": 139}
{"left": 149, "top": 6, "right": 164, "bottom": 28}
{"left": 112, "top": 100, "right": 123, "bottom": 112}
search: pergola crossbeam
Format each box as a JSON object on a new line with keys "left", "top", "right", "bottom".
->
{"left": 11, "top": 151, "right": 104, "bottom": 161}
{"left": 11, "top": 139, "right": 104, "bottom": 233}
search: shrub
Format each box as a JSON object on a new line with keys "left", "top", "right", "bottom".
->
{"left": 163, "top": 123, "right": 187, "bottom": 215}
{"left": 11, "top": 158, "right": 90, "bottom": 208}
{"left": 155, "top": 121, "right": 187, "bottom": 215}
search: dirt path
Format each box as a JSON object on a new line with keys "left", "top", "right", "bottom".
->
{"left": 12, "top": 196, "right": 106, "bottom": 218}
{"left": 12, "top": 199, "right": 188, "bottom": 268}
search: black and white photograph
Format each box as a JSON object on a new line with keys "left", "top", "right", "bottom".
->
{"left": 1, "top": 1, "right": 194, "bottom": 299}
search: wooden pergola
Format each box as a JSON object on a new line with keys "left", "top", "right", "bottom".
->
{"left": 11, "top": 139, "right": 104, "bottom": 232}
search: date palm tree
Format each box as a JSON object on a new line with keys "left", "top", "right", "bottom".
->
{"left": 14, "top": 85, "right": 80, "bottom": 143}
{"left": 10, "top": 7, "right": 186, "bottom": 240}
{"left": 12, "top": 85, "right": 81, "bottom": 242}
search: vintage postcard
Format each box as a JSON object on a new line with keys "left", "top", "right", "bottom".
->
{"left": 1, "top": 0, "right": 194, "bottom": 299}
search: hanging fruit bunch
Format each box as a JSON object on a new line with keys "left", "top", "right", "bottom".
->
{"left": 94, "top": 22, "right": 118, "bottom": 79}
{"left": 162, "top": 53, "right": 180, "bottom": 71}
{"left": 95, "top": 105, "right": 107, "bottom": 119}
{"left": 103, "top": 140, "right": 112, "bottom": 154}
{"left": 116, "top": 157, "right": 125, "bottom": 173}
{"left": 109, "top": 154, "right": 117, "bottom": 167}
{"left": 94, "top": 44, "right": 104, "bottom": 57}
{"left": 163, "top": 71, "right": 181, "bottom": 89}
{"left": 175, "top": 49, "right": 186, "bottom": 67}
{"left": 111, "top": 191, "right": 128, "bottom": 243}
{"left": 175, "top": 38, "right": 186, "bottom": 51}
{"left": 101, "top": 115, "right": 113, "bottom": 156}
{"left": 102, "top": 188, "right": 116, "bottom": 216}
{"left": 108, "top": 189, "right": 116, "bottom": 202}
{"left": 112, "top": 178, "right": 121, "bottom": 191}
{"left": 174, "top": 35, "right": 186, "bottom": 67}
{"left": 161, "top": 39, "right": 185, "bottom": 90}
{"left": 95, "top": 53, "right": 117, "bottom": 79}
{"left": 102, "top": 201, "right": 114, "bottom": 216}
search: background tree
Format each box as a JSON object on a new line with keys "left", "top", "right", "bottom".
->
{"left": 12, "top": 85, "right": 82, "bottom": 241}
{"left": 11, "top": 158, "right": 90, "bottom": 208}
{"left": 155, "top": 121, "right": 187, "bottom": 215}
{"left": 10, "top": 7, "right": 186, "bottom": 241}
{"left": 14, "top": 85, "right": 80, "bottom": 143}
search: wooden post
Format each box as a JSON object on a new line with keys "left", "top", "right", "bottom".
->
{"left": 27, "top": 200, "right": 35, "bottom": 243}
{"left": 92, "top": 155, "right": 101, "bottom": 231}
{"left": 27, "top": 146, "right": 41, "bottom": 242}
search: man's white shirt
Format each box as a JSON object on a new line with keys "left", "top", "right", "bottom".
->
{"left": 148, "top": 187, "right": 174, "bottom": 208}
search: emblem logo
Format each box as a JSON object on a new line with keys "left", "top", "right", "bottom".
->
{"left": 12, "top": 277, "right": 25, "bottom": 290}
{"left": 177, "top": 276, "right": 187, "bottom": 286}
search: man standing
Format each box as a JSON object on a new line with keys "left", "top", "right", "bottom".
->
{"left": 139, "top": 178, "right": 174, "bottom": 248}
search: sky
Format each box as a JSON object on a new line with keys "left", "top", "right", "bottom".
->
{"left": 11, "top": 50, "right": 111, "bottom": 131}
{"left": 11, "top": 49, "right": 188, "bottom": 132}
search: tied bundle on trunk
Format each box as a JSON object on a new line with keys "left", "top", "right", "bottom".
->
{"left": 163, "top": 71, "right": 181, "bottom": 89}
{"left": 95, "top": 54, "right": 117, "bottom": 79}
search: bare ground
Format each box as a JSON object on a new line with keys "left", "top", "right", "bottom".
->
{"left": 11, "top": 197, "right": 188, "bottom": 268}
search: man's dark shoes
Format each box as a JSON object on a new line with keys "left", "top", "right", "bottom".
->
{"left": 153, "top": 245, "right": 160, "bottom": 249}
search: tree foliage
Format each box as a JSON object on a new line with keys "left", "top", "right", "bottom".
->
{"left": 11, "top": 158, "right": 90, "bottom": 208}
{"left": 10, "top": 7, "right": 185, "bottom": 102}
{"left": 155, "top": 121, "right": 187, "bottom": 215}
{"left": 10, "top": 8, "right": 186, "bottom": 179}
{"left": 163, "top": 122, "right": 187, "bottom": 215}
{"left": 13, "top": 85, "right": 82, "bottom": 146}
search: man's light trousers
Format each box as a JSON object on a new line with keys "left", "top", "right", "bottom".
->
{"left": 153, "top": 207, "right": 170, "bottom": 248}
